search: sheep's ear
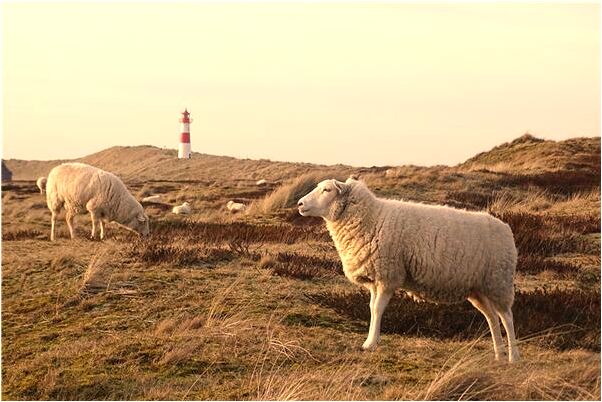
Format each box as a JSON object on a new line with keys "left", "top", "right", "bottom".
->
{"left": 332, "top": 180, "right": 347, "bottom": 195}
{"left": 346, "top": 175, "right": 358, "bottom": 183}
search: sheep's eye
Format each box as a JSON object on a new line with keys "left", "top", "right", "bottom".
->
{"left": 322, "top": 188, "right": 331, "bottom": 193}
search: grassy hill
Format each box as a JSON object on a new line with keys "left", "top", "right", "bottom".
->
{"left": 2, "top": 134, "right": 600, "bottom": 400}
{"left": 459, "top": 134, "right": 600, "bottom": 175}
{"left": 3, "top": 146, "right": 354, "bottom": 182}
{"left": 5, "top": 134, "right": 599, "bottom": 185}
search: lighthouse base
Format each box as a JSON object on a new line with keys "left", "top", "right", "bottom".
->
{"left": 178, "top": 143, "right": 191, "bottom": 159}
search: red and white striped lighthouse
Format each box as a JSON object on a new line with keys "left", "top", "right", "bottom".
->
{"left": 178, "top": 108, "right": 192, "bottom": 159}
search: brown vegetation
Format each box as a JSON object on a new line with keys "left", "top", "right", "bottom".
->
{"left": 308, "top": 286, "right": 599, "bottom": 351}
{"left": 247, "top": 171, "right": 346, "bottom": 215}
{"left": 1, "top": 134, "right": 599, "bottom": 400}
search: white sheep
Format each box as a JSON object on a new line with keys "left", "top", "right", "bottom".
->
{"left": 36, "top": 176, "right": 47, "bottom": 194}
{"left": 46, "top": 163, "right": 149, "bottom": 241}
{"left": 298, "top": 178, "right": 519, "bottom": 362}
{"left": 256, "top": 179, "right": 268, "bottom": 186}
{"left": 172, "top": 202, "right": 192, "bottom": 215}
{"left": 142, "top": 195, "right": 162, "bottom": 203}
{"left": 226, "top": 200, "right": 246, "bottom": 213}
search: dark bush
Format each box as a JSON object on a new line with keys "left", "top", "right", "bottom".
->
{"left": 150, "top": 220, "right": 330, "bottom": 245}
{"left": 270, "top": 252, "right": 343, "bottom": 280}
{"left": 517, "top": 255, "right": 582, "bottom": 277}
{"left": 2, "top": 229, "right": 44, "bottom": 241}
{"left": 129, "top": 242, "right": 234, "bottom": 266}
{"left": 308, "top": 287, "right": 600, "bottom": 351}
{"left": 445, "top": 191, "right": 492, "bottom": 210}
{"left": 493, "top": 211, "right": 596, "bottom": 256}
{"left": 498, "top": 171, "right": 600, "bottom": 194}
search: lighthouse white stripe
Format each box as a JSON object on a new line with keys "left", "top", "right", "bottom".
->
{"left": 178, "top": 143, "right": 192, "bottom": 159}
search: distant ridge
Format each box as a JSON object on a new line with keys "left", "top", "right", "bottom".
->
{"left": 3, "top": 146, "right": 352, "bottom": 182}
{"left": 459, "top": 134, "right": 600, "bottom": 175}
{"left": 4, "top": 135, "right": 600, "bottom": 182}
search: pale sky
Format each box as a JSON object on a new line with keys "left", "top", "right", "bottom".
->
{"left": 2, "top": 2, "right": 600, "bottom": 166}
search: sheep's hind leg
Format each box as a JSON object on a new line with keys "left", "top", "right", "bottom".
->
{"left": 66, "top": 211, "right": 76, "bottom": 239}
{"left": 99, "top": 220, "right": 105, "bottom": 240}
{"left": 496, "top": 307, "right": 520, "bottom": 363}
{"left": 467, "top": 293, "right": 505, "bottom": 361}
{"left": 50, "top": 211, "right": 57, "bottom": 241}
{"left": 362, "top": 286, "right": 393, "bottom": 351}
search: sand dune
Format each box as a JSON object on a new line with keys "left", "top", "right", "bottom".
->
{"left": 3, "top": 135, "right": 600, "bottom": 183}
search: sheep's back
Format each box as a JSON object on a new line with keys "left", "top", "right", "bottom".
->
{"left": 47, "top": 163, "right": 129, "bottom": 213}
{"left": 380, "top": 200, "right": 516, "bottom": 303}
{"left": 47, "top": 164, "right": 97, "bottom": 211}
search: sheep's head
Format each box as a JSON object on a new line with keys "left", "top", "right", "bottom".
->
{"left": 298, "top": 179, "right": 350, "bottom": 221}
{"left": 127, "top": 212, "right": 150, "bottom": 236}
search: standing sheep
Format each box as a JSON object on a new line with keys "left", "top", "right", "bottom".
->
{"left": 36, "top": 176, "right": 47, "bottom": 194}
{"left": 46, "top": 163, "right": 149, "bottom": 241}
{"left": 298, "top": 178, "right": 519, "bottom": 362}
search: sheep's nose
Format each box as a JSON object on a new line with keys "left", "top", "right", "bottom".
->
{"left": 297, "top": 200, "right": 304, "bottom": 207}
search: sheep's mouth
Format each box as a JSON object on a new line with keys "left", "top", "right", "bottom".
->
{"left": 298, "top": 207, "right": 312, "bottom": 216}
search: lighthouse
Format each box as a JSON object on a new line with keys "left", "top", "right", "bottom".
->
{"left": 178, "top": 109, "right": 192, "bottom": 159}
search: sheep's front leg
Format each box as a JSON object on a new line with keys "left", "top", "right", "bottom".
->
{"left": 90, "top": 212, "right": 97, "bottom": 239}
{"left": 361, "top": 285, "right": 376, "bottom": 349}
{"left": 99, "top": 220, "right": 105, "bottom": 240}
{"left": 362, "top": 286, "right": 393, "bottom": 351}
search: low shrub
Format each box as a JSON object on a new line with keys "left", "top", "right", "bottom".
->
{"left": 150, "top": 220, "right": 329, "bottom": 245}
{"left": 308, "top": 287, "right": 600, "bottom": 351}
{"left": 269, "top": 252, "right": 343, "bottom": 280}
{"left": 2, "top": 229, "right": 44, "bottom": 241}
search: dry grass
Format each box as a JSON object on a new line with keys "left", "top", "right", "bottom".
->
{"left": 2, "top": 136, "right": 600, "bottom": 400}
{"left": 405, "top": 341, "right": 600, "bottom": 400}
{"left": 251, "top": 359, "right": 370, "bottom": 401}
{"left": 248, "top": 172, "right": 342, "bottom": 215}
{"left": 79, "top": 251, "right": 109, "bottom": 294}
{"left": 489, "top": 188, "right": 600, "bottom": 217}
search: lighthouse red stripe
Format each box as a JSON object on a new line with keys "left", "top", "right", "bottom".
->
{"left": 180, "top": 133, "right": 190, "bottom": 143}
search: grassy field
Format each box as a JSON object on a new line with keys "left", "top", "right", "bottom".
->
{"left": 2, "top": 135, "right": 600, "bottom": 400}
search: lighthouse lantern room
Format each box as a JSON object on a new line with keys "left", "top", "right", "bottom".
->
{"left": 178, "top": 109, "right": 192, "bottom": 159}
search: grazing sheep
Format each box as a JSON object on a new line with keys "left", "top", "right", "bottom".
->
{"left": 298, "top": 178, "right": 519, "bottom": 362}
{"left": 142, "top": 195, "right": 161, "bottom": 203}
{"left": 256, "top": 179, "right": 268, "bottom": 186}
{"left": 46, "top": 163, "right": 150, "bottom": 241}
{"left": 226, "top": 200, "right": 246, "bottom": 213}
{"left": 172, "top": 202, "right": 192, "bottom": 215}
{"left": 36, "top": 176, "right": 47, "bottom": 194}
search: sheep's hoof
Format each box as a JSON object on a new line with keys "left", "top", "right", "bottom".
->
{"left": 361, "top": 342, "right": 378, "bottom": 351}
